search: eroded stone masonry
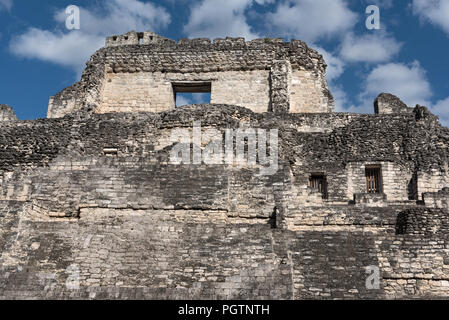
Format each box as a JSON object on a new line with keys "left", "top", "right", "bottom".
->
{"left": 1, "top": 31, "right": 449, "bottom": 299}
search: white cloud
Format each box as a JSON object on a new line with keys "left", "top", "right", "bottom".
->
{"left": 335, "top": 61, "right": 449, "bottom": 125}
{"left": 313, "top": 46, "right": 345, "bottom": 82}
{"left": 267, "top": 0, "right": 358, "bottom": 43}
{"left": 10, "top": 0, "right": 170, "bottom": 76}
{"left": 176, "top": 95, "right": 191, "bottom": 107}
{"left": 184, "top": 0, "right": 259, "bottom": 40}
{"left": 10, "top": 29, "right": 104, "bottom": 74}
{"left": 331, "top": 83, "right": 374, "bottom": 114}
{"left": 0, "top": 0, "right": 12, "bottom": 11}
{"left": 412, "top": 0, "right": 449, "bottom": 36}
{"left": 54, "top": 0, "right": 170, "bottom": 36}
{"left": 176, "top": 93, "right": 210, "bottom": 107}
{"left": 431, "top": 97, "right": 449, "bottom": 126}
{"left": 335, "top": 61, "right": 433, "bottom": 114}
{"left": 340, "top": 32, "right": 402, "bottom": 63}
{"left": 331, "top": 84, "right": 349, "bottom": 112}
{"left": 362, "top": 61, "right": 432, "bottom": 107}
{"left": 193, "top": 93, "right": 210, "bottom": 104}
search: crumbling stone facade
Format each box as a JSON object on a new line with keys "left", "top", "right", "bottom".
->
{"left": 1, "top": 32, "right": 449, "bottom": 300}
{"left": 374, "top": 93, "right": 413, "bottom": 115}
{"left": 0, "top": 105, "right": 17, "bottom": 122}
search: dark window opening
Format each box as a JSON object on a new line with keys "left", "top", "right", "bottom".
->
{"left": 309, "top": 174, "right": 327, "bottom": 199}
{"left": 365, "top": 166, "right": 382, "bottom": 193}
{"left": 408, "top": 172, "right": 418, "bottom": 200}
{"left": 173, "top": 82, "right": 211, "bottom": 107}
{"left": 269, "top": 207, "right": 278, "bottom": 229}
{"left": 137, "top": 32, "right": 144, "bottom": 45}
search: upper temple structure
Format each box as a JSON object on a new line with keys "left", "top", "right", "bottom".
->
{"left": 47, "top": 31, "right": 334, "bottom": 117}
{"left": 2, "top": 31, "right": 449, "bottom": 300}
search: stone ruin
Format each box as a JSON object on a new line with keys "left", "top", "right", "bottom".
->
{"left": 1, "top": 30, "right": 449, "bottom": 299}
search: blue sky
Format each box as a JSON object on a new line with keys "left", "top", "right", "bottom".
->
{"left": 0, "top": 0, "right": 448, "bottom": 125}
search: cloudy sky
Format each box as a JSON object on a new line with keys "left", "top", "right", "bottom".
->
{"left": 0, "top": 0, "right": 448, "bottom": 125}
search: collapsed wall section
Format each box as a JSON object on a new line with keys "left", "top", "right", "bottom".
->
{"left": 47, "top": 50, "right": 107, "bottom": 118}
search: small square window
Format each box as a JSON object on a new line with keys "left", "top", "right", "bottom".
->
{"left": 172, "top": 82, "right": 211, "bottom": 107}
{"left": 365, "top": 166, "right": 382, "bottom": 193}
{"left": 309, "top": 174, "right": 327, "bottom": 199}
{"left": 175, "top": 93, "right": 211, "bottom": 107}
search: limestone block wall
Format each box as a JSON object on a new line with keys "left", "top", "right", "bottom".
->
{"left": 2, "top": 201, "right": 449, "bottom": 299}
{"left": 3, "top": 105, "right": 448, "bottom": 210}
{"left": 106, "top": 31, "right": 176, "bottom": 47}
{"left": 0, "top": 206, "right": 293, "bottom": 300}
{"left": 396, "top": 208, "right": 449, "bottom": 235}
{"left": 346, "top": 162, "right": 413, "bottom": 202}
{"left": 290, "top": 69, "right": 333, "bottom": 113}
{"left": 211, "top": 70, "right": 270, "bottom": 113}
{"left": 283, "top": 204, "right": 400, "bottom": 230}
{"left": 418, "top": 168, "right": 449, "bottom": 196}
{"left": 423, "top": 189, "right": 449, "bottom": 208}
{"left": 377, "top": 234, "right": 449, "bottom": 298}
{"left": 97, "top": 70, "right": 270, "bottom": 114}
{"left": 23, "top": 157, "right": 283, "bottom": 221}
{"left": 98, "top": 72, "right": 175, "bottom": 113}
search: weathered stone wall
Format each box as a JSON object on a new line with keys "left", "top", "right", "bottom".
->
{"left": 418, "top": 168, "right": 449, "bottom": 195}
{"left": 395, "top": 207, "right": 449, "bottom": 236}
{"left": 2, "top": 104, "right": 449, "bottom": 299}
{"left": 0, "top": 203, "right": 386, "bottom": 300}
{"left": 374, "top": 93, "right": 413, "bottom": 115}
{"left": 2, "top": 202, "right": 449, "bottom": 299}
{"left": 423, "top": 188, "right": 449, "bottom": 209}
{"left": 47, "top": 50, "right": 107, "bottom": 118}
